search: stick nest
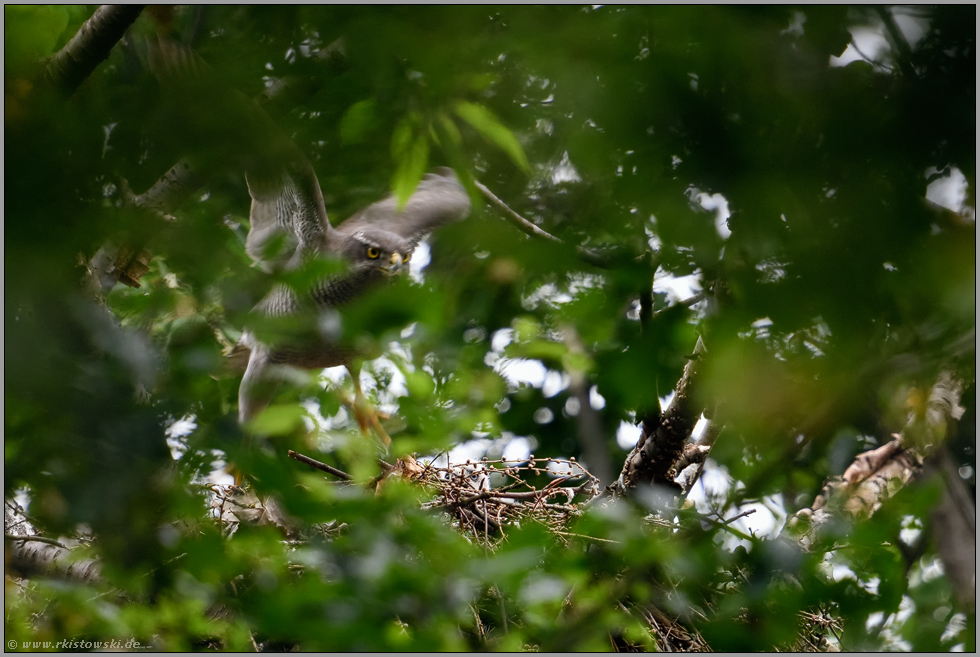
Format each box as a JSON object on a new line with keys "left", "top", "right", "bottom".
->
{"left": 415, "top": 456, "right": 601, "bottom": 545}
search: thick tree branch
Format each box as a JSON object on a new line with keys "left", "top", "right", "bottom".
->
{"left": 603, "top": 336, "right": 707, "bottom": 498}
{"left": 5, "top": 536, "right": 103, "bottom": 584}
{"left": 808, "top": 436, "right": 919, "bottom": 520}
{"left": 126, "top": 158, "right": 204, "bottom": 215}
{"left": 44, "top": 5, "right": 146, "bottom": 96}
{"left": 924, "top": 446, "right": 976, "bottom": 609}
{"left": 786, "top": 371, "right": 970, "bottom": 607}
{"left": 677, "top": 412, "right": 723, "bottom": 497}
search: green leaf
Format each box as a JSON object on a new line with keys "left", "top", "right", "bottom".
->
{"left": 339, "top": 98, "right": 379, "bottom": 146}
{"left": 466, "top": 72, "right": 498, "bottom": 92}
{"left": 247, "top": 403, "right": 306, "bottom": 436}
{"left": 522, "top": 339, "right": 567, "bottom": 364}
{"left": 431, "top": 114, "right": 476, "bottom": 197}
{"left": 436, "top": 112, "right": 462, "bottom": 147}
{"left": 511, "top": 316, "right": 540, "bottom": 342}
{"left": 390, "top": 116, "right": 414, "bottom": 159}
{"left": 453, "top": 100, "right": 530, "bottom": 174}
{"left": 4, "top": 5, "right": 70, "bottom": 71}
{"left": 391, "top": 133, "right": 429, "bottom": 209}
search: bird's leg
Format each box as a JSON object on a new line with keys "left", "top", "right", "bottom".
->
{"left": 338, "top": 392, "right": 389, "bottom": 421}
{"left": 239, "top": 339, "right": 278, "bottom": 425}
{"left": 345, "top": 363, "right": 422, "bottom": 485}
{"left": 346, "top": 362, "right": 391, "bottom": 448}
{"left": 235, "top": 338, "right": 281, "bottom": 486}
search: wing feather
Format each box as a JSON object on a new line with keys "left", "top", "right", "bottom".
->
{"left": 337, "top": 168, "right": 471, "bottom": 248}
{"left": 245, "top": 158, "right": 333, "bottom": 272}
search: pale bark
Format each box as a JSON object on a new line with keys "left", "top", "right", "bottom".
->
{"left": 6, "top": 536, "right": 103, "bottom": 584}
{"left": 787, "top": 371, "right": 970, "bottom": 602}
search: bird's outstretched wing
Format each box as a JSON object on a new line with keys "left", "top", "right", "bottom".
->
{"left": 337, "top": 168, "right": 472, "bottom": 249}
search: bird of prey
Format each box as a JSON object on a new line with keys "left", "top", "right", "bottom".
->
{"left": 146, "top": 38, "right": 471, "bottom": 457}
{"left": 237, "top": 158, "right": 472, "bottom": 445}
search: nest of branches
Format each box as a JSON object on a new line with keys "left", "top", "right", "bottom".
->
{"left": 414, "top": 456, "right": 601, "bottom": 544}
{"left": 205, "top": 452, "right": 601, "bottom": 546}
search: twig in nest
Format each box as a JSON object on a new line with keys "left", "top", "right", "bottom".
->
{"left": 420, "top": 457, "right": 600, "bottom": 543}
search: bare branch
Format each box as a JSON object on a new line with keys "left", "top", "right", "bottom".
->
{"left": 670, "top": 290, "right": 707, "bottom": 312}
{"left": 787, "top": 372, "right": 967, "bottom": 566}
{"left": 127, "top": 158, "right": 204, "bottom": 215}
{"left": 287, "top": 449, "right": 352, "bottom": 481}
{"left": 875, "top": 7, "right": 917, "bottom": 80}
{"left": 5, "top": 534, "right": 67, "bottom": 548}
{"left": 673, "top": 444, "right": 710, "bottom": 473}
{"left": 679, "top": 417, "right": 722, "bottom": 497}
{"left": 474, "top": 180, "right": 610, "bottom": 268}
{"left": 605, "top": 336, "right": 707, "bottom": 497}
{"left": 474, "top": 181, "right": 562, "bottom": 244}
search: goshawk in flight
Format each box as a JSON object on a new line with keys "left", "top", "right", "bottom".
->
{"left": 238, "top": 158, "right": 471, "bottom": 445}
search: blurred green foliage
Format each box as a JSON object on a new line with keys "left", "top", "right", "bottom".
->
{"left": 5, "top": 5, "right": 975, "bottom": 651}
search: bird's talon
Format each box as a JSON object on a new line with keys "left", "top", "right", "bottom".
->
{"left": 373, "top": 455, "right": 424, "bottom": 492}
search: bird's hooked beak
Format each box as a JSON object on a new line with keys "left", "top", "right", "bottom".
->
{"left": 378, "top": 252, "right": 407, "bottom": 276}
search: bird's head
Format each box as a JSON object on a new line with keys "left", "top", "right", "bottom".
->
{"left": 342, "top": 230, "right": 414, "bottom": 276}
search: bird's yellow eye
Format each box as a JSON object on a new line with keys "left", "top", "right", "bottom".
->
{"left": 366, "top": 247, "right": 380, "bottom": 259}
{"left": 403, "top": 253, "right": 411, "bottom": 263}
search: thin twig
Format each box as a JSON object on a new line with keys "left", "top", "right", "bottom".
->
{"left": 552, "top": 530, "right": 620, "bottom": 544}
{"left": 701, "top": 514, "right": 755, "bottom": 541}
{"left": 453, "top": 487, "right": 569, "bottom": 506}
{"left": 5, "top": 534, "right": 68, "bottom": 549}
{"left": 286, "top": 450, "right": 352, "bottom": 480}
{"left": 474, "top": 181, "right": 562, "bottom": 243}
{"left": 472, "top": 604, "right": 486, "bottom": 643}
{"left": 875, "top": 6, "right": 917, "bottom": 80}
{"left": 474, "top": 180, "right": 609, "bottom": 268}
{"left": 719, "top": 508, "right": 757, "bottom": 525}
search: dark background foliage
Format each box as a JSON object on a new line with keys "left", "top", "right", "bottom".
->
{"left": 5, "top": 5, "right": 975, "bottom": 651}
